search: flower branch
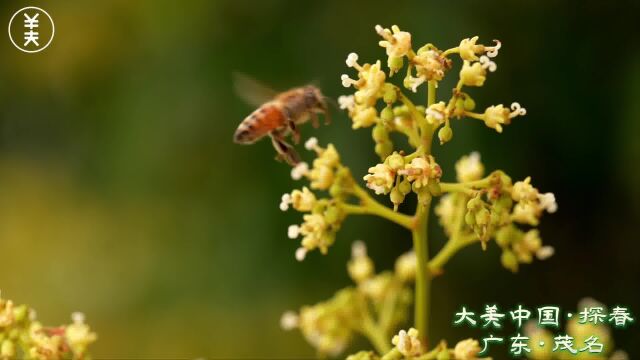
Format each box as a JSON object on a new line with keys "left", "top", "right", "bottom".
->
{"left": 272, "top": 25, "right": 559, "bottom": 359}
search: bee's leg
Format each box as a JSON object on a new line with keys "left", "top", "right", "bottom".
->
{"left": 287, "top": 120, "right": 301, "bottom": 144}
{"left": 281, "top": 107, "right": 300, "bottom": 144}
{"left": 323, "top": 109, "right": 331, "bottom": 125}
{"left": 270, "top": 132, "right": 300, "bottom": 166}
{"left": 310, "top": 113, "right": 320, "bottom": 128}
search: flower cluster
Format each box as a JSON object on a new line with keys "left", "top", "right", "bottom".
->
{"left": 345, "top": 332, "right": 490, "bottom": 360}
{"left": 435, "top": 152, "right": 556, "bottom": 271}
{"left": 364, "top": 152, "right": 442, "bottom": 210}
{"left": 267, "top": 24, "right": 565, "bottom": 359}
{"left": 0, "top": 294, "right": 96, "bottom": 359}
{"left": 341, "top": 53, "right": 392, "bottom": 129}
{"left": 340, "top": 25, "right": 526, "bottom": 168}
{"left": 496, "top": 226, "right": 554, "bottom": 272}
{"left": 391, "top": 327, "right": 422, "bottom": 357}
{"left": 511, "top": 176, "right": 558, "bottom": 226}
{"left": 282, "top": 138, "right": 359, "bottom": 260}
{"left": 282, "top": 241, "right": 412, "bottom": 357}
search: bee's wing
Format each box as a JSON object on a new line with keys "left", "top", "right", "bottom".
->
{"left": 233, "top": 73, "right": 279, "bottom": 107}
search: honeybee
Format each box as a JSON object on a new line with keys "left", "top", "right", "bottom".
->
{"left": 233, "top": 74, "right": 330, "bottom": 166}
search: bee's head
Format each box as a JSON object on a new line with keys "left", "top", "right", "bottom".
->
{"left": 303, "top": 86, "right": 328, "bottom": 112}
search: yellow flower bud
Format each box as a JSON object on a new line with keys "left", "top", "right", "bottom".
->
{"left": 390, "top": 187, "right": 405, "bottom": 209}
{"left": 454, "top": 339, "right": 481, "bottom": 360}
{"left": 352, "top": 107, "right": 378, "bottom": 129}
{"left": 459, "top": 36, "right": 482, "bottom": 61}
{"left": 455, "top": 152, "right": 484, "bottom": 182}
{"left": 387, "top": 56, "right": 404, "bottom": 76}
{"left": 383, "top": 84, "right": 398, "bottom": 103}
{"left": 459, "top": 61, "right": 486, "bottom": 87}
{"left": 375, "top": 142, "right": 393, "bottom": 159}
{"left": 463, "top": 96, "right": 476, "bottom": 111}
{"left": 387, "top": 152, "right": 405, "bottom": 170}
{"left": 398, "top": 178, "right": 412, "bottom": 195}
{"left": 347, "top": 256, "right": 374, "bottom": 283}
{"left": 501, "top": 249, "right": 519, "bottom": 273}
{"left": 1, "top": 340, "right": 15, "bottom": 358}
{"left": 483, "top": 104, "right": 510, "bottom": 133}
{"left": 395, "top": 251, "right": 416, "bottom": 282}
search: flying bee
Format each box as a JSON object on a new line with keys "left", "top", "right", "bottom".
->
{"left": 233, "top": 74, "right": 330, "bottom": 166}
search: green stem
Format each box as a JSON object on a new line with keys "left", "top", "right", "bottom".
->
{"left": 378, "top": 282, "right": 400, "bottom": 334}
{"left": 412, "top": 196, "right": 432, "bottom": 347}
{"left": 440, "top": 171, "right": 499, "bottom": 193}
{"left": 381, "top": 348, "right": 402, "bottom": 360}
{"left": 409, "top": 75, "right": 438, "bottom": 348}
{"left": 420, "top": 82, "right": 437, "bottom": 154}
{"left": 341, "top": 185, "right": 414, "bottom": 229}
{"left": 361, "top": 312, "right": 392, "bottom": 354}
{"left": 414, "top": 345, "right": 447, "bottom": 360}
{"left": 428, "top": 234, "right": 478, "bottom": 273}
{"left": 429, "top": 193, "right": 479, "bottom": 274}
{"left": 439, "top": 176, "right": 493, "bottom": 193}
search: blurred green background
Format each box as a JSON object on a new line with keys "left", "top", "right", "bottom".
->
{"left": 1, "top": 0, "right": 639, "bottom": 358}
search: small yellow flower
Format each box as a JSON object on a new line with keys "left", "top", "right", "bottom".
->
{"left": 522, "top": 229, "right": 542, "bottom": 252}
{"left": 392, "top": 328, "right": 422, "bottom": 357}
{"left": 347, "top": 241, "right": 374, "bottom": 283}
{"left": 481, "top": 102, "right": 526, "bottom": 133}
{"left": 455, "top": 152, "right": 484, "bottom": 182}
{"left": 403, "top": 74, "right": 426, "bottom": 93}
{"left": 425, "top": 101, "right": 447, "bottom": 125}
{"left": 537, "top": 192, "right": 558, "bottom": 213}
{"left": 0, "top": 300, "right": 15, "bottom": 327}
{"left": 316, "top": 144, "right": 340, "bottom": 168}
{"left": 352, "top": 106, "right": 378, "bottom": 129}
{"left": 394, "top": 251, "right": 416, "bottom": 282}
{"left": 65, "top": 312, "right": 97, "bottom": 357}
{"left": 290, "top": 187, "right": 317, "bottom": 212}
{"left": 399, "top": 156, "right": 441, "bottom": 189}
{"left": 29, "top": 322, "right": 64, "bottom": 360}
{"left": 413, "top": 48, "right": 449, "bottom": 82}
{"left": 453, "top": 338, "right": 481, "bottom": 360}
{"left": 376, "top": 25, "right": 412, "bottom": 58}
{"left": 512, "top": 202, "right": 541, "bottom": 226}
{"left": 512, "top": 177, "right": 538, "bottom": 202}
{"left": 459, "top": 36, "right": 483, "bottom": 61}
{"left": 483, "top": 104, "right": 511, "bottom": 133}
{"left": 460, "top": 61, "right": 486, "bottom": 87}
{"left": 1, "top": 340, "right": 15, "bottom": 359}
{"left": 300, "top": 214, "right": 328, "bottom": 247}
{"left": 309, "top": 164, "right": 334, "bottom": 190}
{"left": 364, "top": 163, "right": 395, "bottom": 195}
{"left": 357, "top": 65, "right": 386, "bottom": 105}
{"left": 307, "top": 146, "right": 338, "bottom": 190}
{"left": 297, "top": 290, "right": 357, "bottom": 357}
{"left": 359, "top": 273, "right": 392, "bottom": 302}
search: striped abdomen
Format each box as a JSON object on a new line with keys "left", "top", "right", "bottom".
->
{"left": 233, "top": 102, "right": 285, "bottom": 144}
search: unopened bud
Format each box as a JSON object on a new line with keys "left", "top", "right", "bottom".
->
{"left": 381, "top": 106, "right": 394, "bottom": 123}
{"left": 501, "top": 249, "right": 519, "bottom": 273}
{"left": 438, "top": 125, "right": 453, "bottom": 144}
